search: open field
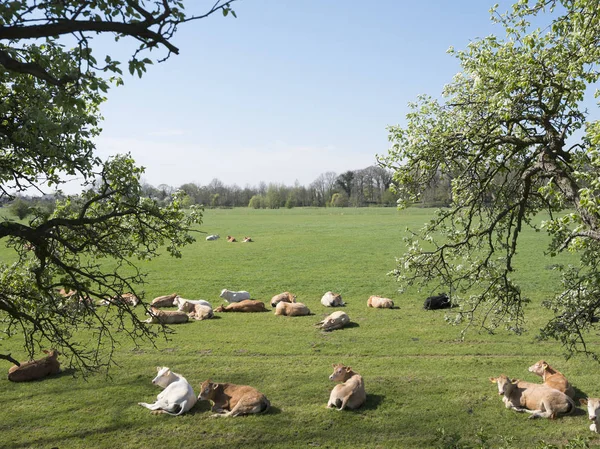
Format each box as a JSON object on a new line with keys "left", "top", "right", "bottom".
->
{"left": 0, "top": 207, "right": 598, "bottom": 448}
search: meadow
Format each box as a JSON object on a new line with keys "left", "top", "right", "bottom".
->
{"left": 0, "top": 207, "right": 598, "bottom": 449}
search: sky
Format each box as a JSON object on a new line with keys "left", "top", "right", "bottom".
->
{"left": 86, "top": 0, "right": 516, "bottom": 192}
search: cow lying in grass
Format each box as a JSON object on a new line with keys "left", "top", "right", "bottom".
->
{"left": 321, "top": 291, "right": 345, "bottom": 307}
{"left": 274, "top": 301, "right": 311, "bottom": 316}
{"left": 144, "top": 307, "right": 189, "bottom": 324}
{"left": 8, "top": 349, "right": 61, "bottom": 382}
{"left": 580, "top": 398, "right": 600, "bottom": 433}
{"left": 219, "top": 289, "right": 251, "bottom": 303}
{"left": 214, "top": 300, "right": 267, "bottom": 313}
{"left": 151, "top": 293, "right": 178, "bottom": 308}
{"left": 489, "top": 374, "right": 575, "bottom": 419}
{"left": 315, "top": 311, "right": 350, "bottom": 331}
{"left": 423, "top": 293, "right": 451, "bottom": 310}
{"left": 174, "top": 297, "right": 212, "bottom": 311}
{"left": 138, "top": 367, "right": 197, "bottom": 416}
{"left": 198, "top": 379, "right": 270, "bottom": 417}
{"left": 327, "top": 364, "right": 366, "bottom": 411}
{"left": 367, "top": 296, "right": 394, "bottom": 309}
{"left": 528, "top": 360, "right": 575, "bottom": 398}
{"left": 99, "top": 292, "right": 139, "bottom": 307}
{"left": 270, "top": 292, "right": 296, "bottom": 307}
{"left": 242, "top": 236, "right": 253, "bottom": 242}
{"left": 226, "top": 235, "right": 237, "bottom": 242}
{"left": 206, "top": 234, "right": 220, "bottom": 241}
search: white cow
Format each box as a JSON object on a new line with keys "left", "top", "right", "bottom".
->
{"left": 174, "top": 296, "right": 212, "bottom": 311}
{"left": 138, "top": 366, "right": 197, "bottom": 416}
{"left": 321, "top": 291, "right": 345, "bottom": 307}
{"left": 219, "top": 289, "right": 251, "bottom": 303}
{"left": 580, "top": 398, "right": 600, "bottom": 433}
{"left": 206, "top": 234, "right": 220, "bottom": 241}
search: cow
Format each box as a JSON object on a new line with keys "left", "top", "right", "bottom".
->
{"left": 270, "top": 292, "right": 296, "bottom": 307}
{"left": 528, "top": 360, "right": 575, "bottom": 398}
{"left": 489, "top": 374, "right": 575, "bottom": 419}
{"left": 226, "top": 236, "right": 237, "bottom": 242}
{"left": 315, "top": 311, "right": 350, "bottom": 331}
{"left": 8, "top": 349, "right": 61, "bottom": 382}
{"left": 274, "top": 301, "right": 311, "bottom": 316}
{"left": 198, "top": 379, "right": 270, "bottom": 417}
{"left": 214, "top": 300, "right": 267, "bottom": 313}
{"left": 321, "top": 291, "right": 345, "bottom": 307}
{"left": 580, "top": 398, "right": 600, "bottom": 433}
{"left": 174, "top": 296, "right": 212, "bottom": 311}
{"left": 188, "top": 304, "right": 214, "bottom": 321}
{"left": 151, "top": 293, "right": 178, "bottom": 308}
{"left": 242, "top": 236, "right": 253, "bottom": 242}
{"left": 98, "top": 292, "right": 139, "bottom": 307}
{"left": 367, "top": 295, "right": 394, "bottom": 309}
{"left": 423, "top": 293, "right": 451, "bottom": 310}
{"left": 57, "top": 288, "right": 94, "bottom": 310}
{"left": 206, "top": 234, "right": 220, "bottom": 241}
{"left": 327, "top": 364, "right": 366, "bottom": 411}
{"left": 219, "top": 289, "right": 251, "bottom": 303}
{"left": 138, "top": 366, "right": 197, "bottom": 416}
{"left": 144, "top": 307, "right": 189, "bottom": 324}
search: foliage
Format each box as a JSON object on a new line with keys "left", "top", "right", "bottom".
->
{"left": 8, "top": 197, "right": 31, "bottom": 219}
{"left": 0, "top": 0, "right": 237, "bottom": 370}
{"left": 248, "top": 194, "right": 265, "bottom": 209}
{"left": 381, "top": 0, "right": 600, "bottom": 358}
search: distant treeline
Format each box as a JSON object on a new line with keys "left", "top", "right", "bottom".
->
{"left": 4, "top": 165, "right": 453, "bottom": 218}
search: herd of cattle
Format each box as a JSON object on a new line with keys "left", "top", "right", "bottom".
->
{"left": 5, "top": 285, "right": 600, "bottom": 433}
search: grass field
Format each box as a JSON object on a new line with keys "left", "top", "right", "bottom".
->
{"left": 0, "top": 207, "right": 598, "bottom": 449}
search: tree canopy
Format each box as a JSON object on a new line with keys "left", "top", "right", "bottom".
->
{"left": 381, "top": 0, "right": 600, "bottom": 358}
{"left": 0, "top": 1, "right": 237, "bottom": 371}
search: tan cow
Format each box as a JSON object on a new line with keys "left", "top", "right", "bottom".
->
{"left": 198, "top": 379, "right": 270, "bottom": 417}
{"left": 145, "top": 307, "right": 189, "bottom": 324}
{"left": 490, "top": 374, "right": 575, "bottom": 419}
{"left": 242, "top": 236, "right": 253, "bottom": 242}
{"left": 367, "top": 296, "right": 394, "bottom": 309}
{"left": 315, "top": 311, "right": 350, "bottom": 331}
{"left": 327, "top": 364, "right": 366, "bottom": 410}
{"left": 270, "top": 292, "right": 296, "bottom": 307}
{"left": 580, "top": 398, "right": 600, "bottom": 433}
{"left": 321, "top": 291, "right": 345, "bottom": 307}
{"left": 528, "top": 360, "right": 575, "bottom": 398}
{"left": 274, "top": 301, "right": 311, "bottom": 316}
{"left": 151, "top": 293, "right": 178, "bottom": 308}
{"left": 227, "top": 235, "right": 237, "bottom": 242}
{"left": 188, "top": 304, "right": 214, "bottom": 321}
{"left": 8, "top": 349, "right": 61, "bottom": 382}
{"left": 99, "top": 292, "right": 139, "bottom": 307}
{"left": 214, "top": 300, "right": 267, "bottom": 313}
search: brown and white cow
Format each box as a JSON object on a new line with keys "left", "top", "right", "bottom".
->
{"left": 528, "top": 360, "right": 575, "bottom": 398}
{"left": 274, "top": 301, "right": 311, "bottom": 316}
{"left": 198, "top": 379, "right": 270, "bottom": 417}
{"left": 8, "top": 349, "right": 61, "bottom": 382}
{"left": 315, "top": 311, "right": 350, "bottom": 331}
{"left": 367, "top": 296, "right": 394, "bottom": 309}
{"left": 270, "top": 292, "right": 296, "bottom": 307}
{"left": 214, "top": 300, "right": 267, "bottom": 313}
{"left": 242, "top": 236, "right": 253, "bottom": 243}
{"left": 226, "top": 236, "right": 237, "bottom": 242}
{"left": 580, "top": 398, "right": 600, "bottom": 433}
{"left": 321, "top": 291, "right": 345, "bottom": 307}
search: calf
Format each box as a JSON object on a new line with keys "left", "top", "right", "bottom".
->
{"left": 580, "top": 398, "right": 600, "bottom": 433}
{"left": 367, "top": 295, "right": 394, "bottom": 309}
{"left": 226, "top": 235, "right": 237, "bottom": 242}
{"left": 321, "top": 291, "right": 345, "bottom": 307}
{"left": 138, "top": 367, "right": 197, "bottom": 416}
{"left": 315, "top": 311, "right": 350, "bottom": 331}
{"left": 274, "top": 301, "right": 311, "bottom": 316}
{"left": 270, "top": 292, "right": 296, "bottom": 307}
{"left": 145, "top": 307, "right": 189, "bottom": 324}
{"left": 151, "top": 293, "right": 178, "bottom": 308}
{"left": 174, "top": 296, "right": 212, "bottom": 312}
{"left": 327, "top": 364, "right": 366, "bottom": 410}
{"left": 423, "top": 293, "right": 451, "bottom": 310}
{"left": 242, "top": 236, "right": 253, "bottom": 242}
{"left": 8, "top": 349, "right": 61, "bottom": 382}
{"left": 489, "top": 374, "right": 575, "bottom": 419}
{"left": 528, "top": 360, "right": 575, "bottom": 398}
{"left": 206, "top": 234, "right": 220, "bottom": 241}
{"left": 198, "top": 379, "right": 270, "bottom": 417}
{"left": 219, "top": 289, "right": 251, "bottom": 303}
{"left": 214, "top": 300, "right": 267, "bottom": 313}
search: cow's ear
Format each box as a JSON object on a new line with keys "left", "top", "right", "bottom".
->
{"left": 156, "top": 366, "right": 161, "bottom": 372}
{"left": 510, "top": 378, "right": 518, "bottom": 384}
{"left": 212, "top": 383, "right": 220, "bottom": 390}
{"left": 489, "top": 377, "right": 497, "bottom": 383}
{"left": 580, "top": 398, "right": 589, "bottom": 406}
{"left": 542, "top": 363, "right": 548, "bottom": 371}
{"left": 43, "top": 349, "right": 49, "bottom": 354}
{"left": 346, "top": 366, "right": 352, "bottom": 372}
{"left": 332, "top": 363, "right": 336, "bottom": 368}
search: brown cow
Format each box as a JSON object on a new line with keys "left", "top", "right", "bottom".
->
{"left": 270, "top": 292, "right": 296, "bottom": 307}
{"left": 214, "top": 300, "right": 267, "bottom": 313}
{"left": 8, "top": 349, "right": 61, "bottom": 382}
{"left": 528, "top": 360, "right": 575, "bottom": 398}
{"left": 151, "top": 293, "right": 178, "bottom": 308}
{"left": 198, "top": 379, "right": 270, "bottom": 417}
{"left": 227, "top": 236, "right": 237, "bottom": 242}
{"left": 327, "top": 364, "right": 366, "bottom": 410}
{"left": 242, "top": 236, "right": 253, "bottom": 242}
{"left": 274, "top": 301, "right": 311, "bottom": 316}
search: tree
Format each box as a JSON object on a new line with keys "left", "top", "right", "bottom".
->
{"left": 9, "top": 198, "right": 31, "bottom": 220}
{"left": 0, "top": 0, "right": 237, "bottom": 371}
{"left": 381, "top": 0, "right": 600, "bottom": 358}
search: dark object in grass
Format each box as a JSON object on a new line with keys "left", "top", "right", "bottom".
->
{"left": 423, "top": 293, "right": 451, "bottom": 310}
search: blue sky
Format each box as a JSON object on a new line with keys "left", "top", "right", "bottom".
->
{"left": 92, "top": 0, "right": 514, "bottom": 191}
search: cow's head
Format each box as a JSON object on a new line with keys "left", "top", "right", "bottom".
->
{"left": 489, "top": 375, "right": 516, "bottom": 396}
{"left": 152, "top": 366, "right": 176, "bottom": 388}
{"left": 581, "top": 398, "right": 600, "bottom": 421}
{"left": 527, "top": 360, "right": 547, "bottom": 377}
{"left": 330, "top": 363, "right": 353, "bottom": 382}
{"left": 198, "top": 379, "right": 220, "bottom": 401}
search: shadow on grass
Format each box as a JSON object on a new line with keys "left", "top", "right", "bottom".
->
{"left": 363, "top": 393, "right": 384, "bottom": 411}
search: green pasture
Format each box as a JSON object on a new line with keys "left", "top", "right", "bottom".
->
{"left": 0, "top": 207, "right": 598, "bottom": 448}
